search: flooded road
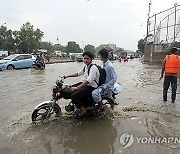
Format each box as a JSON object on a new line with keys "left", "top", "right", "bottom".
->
{"left": 0, "top": 59, "right": 180, "bottom": 154}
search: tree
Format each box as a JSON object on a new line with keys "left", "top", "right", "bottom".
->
{"left": 14, "top": 22, "right": 44, "bottom": 53}
{"left": 40, "top": 42, "right": 53, "bottom": 53}
{"left": 115, "top": 47, "right": 124, "bottom": 52}
{"left": 137, "top": 39, "right": 145, "bottom": 54}
{"left": 66, "top": 41, "right": 82, "bottom": 54}
{"left": 53, "top": 44, "right": 66, "bottom": 52}
{"left": 84, "top": 44, "right": 96, "bottom": 53}
{"left": 0, "top": 26, "right": 15, "bottom": 51}
{"left": 95, "top": 44, "right": 106, "bottom": 52}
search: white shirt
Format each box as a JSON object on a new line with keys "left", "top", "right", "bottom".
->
{"left": 77, "top": 63, "right": 100, "bottom": 88}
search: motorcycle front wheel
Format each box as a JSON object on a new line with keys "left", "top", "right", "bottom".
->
{"left": 31, "top": 64, "right": 39, "bottom": 70}
{"left": 31, "top": 103, "right": 61, "bottom": 122}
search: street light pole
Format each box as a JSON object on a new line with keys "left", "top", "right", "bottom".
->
{"left": 147, "top": 0, "right": 153, "bottom": 62}
{"left": 146, "top": 0, "right": 152, "bottom": 44}
{"left": 173, "top": 3, "right": 178, "bottom": 43}
{"left": 82, "top": 41, "right": 84, "bottom": 51}
{"left": 57, "top": 36, "right": 59, "bottom": 45}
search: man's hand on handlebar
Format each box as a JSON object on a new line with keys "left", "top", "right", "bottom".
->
{"left": 63, "top": 75, "right": 68, "bottom": 79}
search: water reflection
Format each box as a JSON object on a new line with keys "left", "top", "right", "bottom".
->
{"left": 62, "top": 119, "right": 116, "bottom": 154}
{"left": 16, "top": 118, "right": 117, "bottom": 154}
{"left": 1, "top": 59, "right": 180, "bottom": 154}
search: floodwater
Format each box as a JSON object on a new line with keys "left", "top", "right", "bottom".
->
{"left": 0, "top": 59, "right": 180, "bottom": 154}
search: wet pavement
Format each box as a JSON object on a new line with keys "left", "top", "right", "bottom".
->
{"left": 0, "top": 59, "right": 180, "bottom": 154}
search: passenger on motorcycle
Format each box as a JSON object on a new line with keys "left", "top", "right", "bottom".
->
{"left": 64, "top": 51, "right": 100, "bottom": 116}
{"left": 36, "top": 52, "right": 45, "bottom": 68}
{"left": 92, "top": 48, "right": 117, "bottom": 108}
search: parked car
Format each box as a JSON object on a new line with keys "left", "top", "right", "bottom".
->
{"left": 127, "top": 54, "right": 134, "bottom": 59}
{"left": 0, "top": 50, "right": 8, "bottom": 57}
{"left": 0, "top": 54, "right": 36, "bottom": 71}
{"left": 75, "top": 53, "right": 83, "bottom": 62}
{"left": 108, "top": 52, "right": 118, "bottom": 61}
{"left": 113, "top": 54, "right": 118, "bottom": 60}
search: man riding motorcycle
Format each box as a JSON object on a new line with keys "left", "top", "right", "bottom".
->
{"left": 36, "top": 52, "right": 45, "bottom": 68}
{"left": 31, "top": 51, "right": 122, "bottom": 122}
{"left": 64, "top": 51, "right": 100, "bottom": 116}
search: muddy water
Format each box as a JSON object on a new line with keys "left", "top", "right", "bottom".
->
{"left": 0, "top": 59, "right": 180, "bottom": 154}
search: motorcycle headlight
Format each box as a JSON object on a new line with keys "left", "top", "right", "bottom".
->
{"left": 56, "top": 80, "right": 63, "bottom": 88}
{"left": 56, "top": 92, "right": 61, "bottom": 97}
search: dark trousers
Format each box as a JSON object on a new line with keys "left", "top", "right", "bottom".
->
{"left": 61, "top": 82, "right": 82, "bottom": 99}
{"left": 71, "top": 83, "right": 96, "bottom": 108}
{"left": 163, "top": 75, "right": 177, "bottom": 102}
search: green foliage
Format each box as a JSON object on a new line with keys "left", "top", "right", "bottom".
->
{"left": 166, "top": 44, "right": 174, "bottom": 52}
{"left": 84, "top": 44, "right": 96, "bottom": 53}
{"left": 53, "top": 44, "right": 66, "bottom": 52}
{"left": 137, "top": 39, "right": 145, "bottom": 53}
{"left": 40, "top": 42, "right": 53, "bottom": 53}
{"left": 44, "top": 54, "right": 51, "bottom": 62}
{"left": 66, "top": 41, "right": 82, "bottom": 54}
{"left": 95, "top": 44, "right": 106, "bottom": 52}
{"left": 115, "top": 47, "right": 124, "bottom": 52}
{"left": 136, "top": 49, "right": 144, "bottom": 56}
{"left": 0, "top": 26, "right": 16, "bottom": 51}
{"left": 14, "top": 22, "right": 44, "bottom": 53}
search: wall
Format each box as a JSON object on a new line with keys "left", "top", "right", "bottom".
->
{"left": 144, "top": 42, "right": 180, "bottom": 63}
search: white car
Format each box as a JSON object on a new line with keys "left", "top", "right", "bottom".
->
{"left": 75, "top": 53, "right": 83, "bottom": 62}
{"left": 127, "top": 54, "right": 134, "bottom": 59}
{"left": 113, "top": 54, "right": 118, "bottom": 60}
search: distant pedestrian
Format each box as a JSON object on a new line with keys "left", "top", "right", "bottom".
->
{"left": 118, "top": 56, "right": 122, "bottom": 62}
{"left": 159, "top": 47, "right": 180, "bottom": 103}
{"left": 124, "top": 57, "right": 128, "bottom": 62}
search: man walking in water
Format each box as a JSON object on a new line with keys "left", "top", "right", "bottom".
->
{"left": 159, "top": 47, "right": 180, "bottom": 103}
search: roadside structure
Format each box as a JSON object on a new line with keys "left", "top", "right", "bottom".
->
{"left": 144, "top": 4, "right": 180, "bottom": 63}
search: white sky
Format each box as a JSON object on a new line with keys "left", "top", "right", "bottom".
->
{"left": 0, "top": 0, "right": 179, "bottom": 51}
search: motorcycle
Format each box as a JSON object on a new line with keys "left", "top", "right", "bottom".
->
{"left": 31, "top": 76, "right": 121, "bottom": 122}
{"left": 31, "top": 61, "right": 45, "bottom": 70}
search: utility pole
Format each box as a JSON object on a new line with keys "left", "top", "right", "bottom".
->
{"left": 147, "top": 0, "right": 153, "bottom": 62}
{"left": 173, "top": 3, "right": 178, "bottom": 44}
{"left": 146, "top": 0, "right": 152, "bottom": 43}
{"left": 82, "top": 41, "right": 84, "bottom": 51}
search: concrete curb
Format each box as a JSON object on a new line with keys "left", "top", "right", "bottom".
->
{"left": 45, "top": 60, "right": 76, "bottom": 64}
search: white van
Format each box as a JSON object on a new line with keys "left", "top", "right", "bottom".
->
{"left": 0, "top": 50, "right": 8, "bottom": 57}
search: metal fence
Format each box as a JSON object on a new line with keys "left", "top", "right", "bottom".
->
{"left": 146, "top": 4, "right": 180, "bottom": 46}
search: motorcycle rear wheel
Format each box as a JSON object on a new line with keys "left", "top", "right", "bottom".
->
{"left": 101, "top": 97, "right": 115, "bottom": 110}
{"left": 32, "top": 103, "right": 61, "bottom": 122}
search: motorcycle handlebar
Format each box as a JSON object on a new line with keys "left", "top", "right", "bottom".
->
{"left": 59, "top": 76, "right": 65, "bottom": 81}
